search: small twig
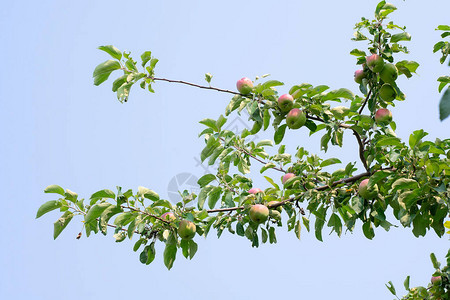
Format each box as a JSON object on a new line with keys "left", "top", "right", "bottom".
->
{"left": 358, "top": 88, "right": 373, "bottom": 114}
{"left": 150, "top": 77, "right": 243, "bottom": 96}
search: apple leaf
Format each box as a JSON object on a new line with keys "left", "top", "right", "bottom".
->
{"left": 44, "top": 184, "right": 65, "bottom": 196}
{"left": 93, "top": 60, "right": 121, "bottom": 86}
{"left": 53, "top": 211, "right": 74, "bottom": 239}
{"left": 197, "top": 174, "right": 216, "bottom": 188}
{"left": 36, "top": 200, "right": 62, "bottom": 219}
{"left": 98, "top": 45, "right": 122, "bottom": 60}
{"left": 439, "top": 87, "right": 450, "bottom": 121}
{"left": 274, "top": 124, "right": 287, "bottom": 145}
{"left": 391, "top": 32, "right": 411, "bottom": 43}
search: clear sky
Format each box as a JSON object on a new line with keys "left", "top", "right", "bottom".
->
{"left": 1, "top": 1, "right": 449, "bottom": 299}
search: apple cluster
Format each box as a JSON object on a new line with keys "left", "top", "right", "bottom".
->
{"left": 354, "top": 54, "right": 399, "bottom": 125}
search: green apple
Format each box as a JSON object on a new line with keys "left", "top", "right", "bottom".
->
{"left": 278, "top": 94, "right": 294, "bottom": 112}
{"left": 236, "top": 77, "right": 253, "bottom": 95}
{"left": 366, "top": 54, "right": 384, "bottom": 73}
{"left": 286, "top": 108, "right": 306, "bottom": 129}
{"left": 354, "top": 69, "right": 366, "bottom": 84}
{"left": 161, "top": 212, "right": 176, "bottom": 222}
{"left": 178, "top": 219, "right": 196, "bottom": 240}
{"left": 379, "top": 63, "right": 398, "bottom": 83}
{"left": 375, "top": 108, "right": 392, "bottom": 124}
{"left": 379, "top": 83, "right": 397, "bottom": 102}
{"left": 249, "top": 204, "right": 269, "bottom": 224}
{"left": 358, "top": 178, "right": 379, "bottom": 199}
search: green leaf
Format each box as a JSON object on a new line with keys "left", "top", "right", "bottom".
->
{"left": 44, "top": 185, "right": 65, "bottom": 196}
{"left": 403, "top": 276, "right": 410, "bottom": 291}
{"left": 205, "top": 73, "right": 213, "bottom": 84}
{"left": 263, "top": 109, "right": 271, "bottom": 130}
{"left": 189, "top": 240, "right": 198, "bottom": 260}
{"left": 268, "top": 227, "right": 277, "bottom": 244}
{"left": 112, "top": 75, "right": 128, "bottom": 92}
{"left": 256, "top": 140, "right": 273, "bottom": 147}
{"left": 93, "top": 60, "right": 121, "bottom": 86}
{"left": 36, "top": 201, "right": 62, "bottom": 219}
{"left": 236, "top": 223, "right": 245, "bottom": 236}
{"left": 322, "top": 89, "right": 354, "bottom": 101}
{"left": 260, "top": 162, "right": 276, "bottom": 174}
{"left": 141, "top": 51, "right": 152, "bottom": 68}
{"left": 367, "top": 170, "right": 391, "bottom": 189}
{"left": 274, "top": 124, "right": 287, "bottom": 145}
{"left": 98, "top": 45, "right": 122, "bottom": 60}
{"left": 137, "top": 186, "right": 159, "bottom": 201}
{"left": 376, "top": 136, "right": 403, "bottom": 147}
{"left": 215, "top": 115, "right": 227, "bottom": 131}
{"left": 362, "top": 221, "right": 375, "bottom": 240}
{"left": 395, "top": 60, "right": 419, "bottom": 78}
{"left": 409, "top": 129, "right": 428, "bottom": 148}
{"left": 114, "top": 212, "right": 136, "bottom": 227}
{"left": 90, "top": 189, "right": 116, "bottom": 201}
{"left": 262, "top": 80, "right": 284, "bottom": 89}
{"left": 53, "top": 211, "right": 74, "bottom": 239}
{"left": 385, "top": 281, "right": 397, "bottom": 296}
{"left": 320, "top": 158, "right": 341, "bottom": 168}
{"left": 99, "top": 205, "right": 123, "bottom": 235}
{"left": 146, "top": 242, "right": 156, "bottom": 265}
{"left": 85, "top": 203, "right": 113, "bottom": 224}
{"left": 302, "top": 216, "right": 310, "bottom": 232}
{"left": 391, "top": 32, "right": 411, "bottom": 43}
{"left": 295, "top": 220, "right": 301, "bottom": 240}
{"left": 199, "top": 118, "right": 218, "bottom": 132}
{"left": 439, "top": 87, "right": 450, "bottom": 121}
{"left": 349, "top": 49, "right": 366, "bottom": 57}
{"left": 197, "top": 174, "right": 216, "bottom": 188}
{"left": 327, "top": 213, "right": 342, "bottom": 237}
{"left": 392, "top": 178, "right": 419, "bottom": 191}
{"left": 197, "top": 186, "right": 213, "bottom": 210}
{"left": 163, "top": 233, "right": 177, "bottom": 270}
{"left": 430, "top": 253, "right": 441, "bottom": 269}
{"left": 208, "top": 186, "right": 222, "bottom": 209}
{"left": 437, "top": 25, "right": 450, "bottom": 31}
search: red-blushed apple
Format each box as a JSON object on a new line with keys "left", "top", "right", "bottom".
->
{"left": 278, "top": 94, "right": 294, "bottom": 112}
{"left": 379, "top": 83, "right": 397, "bottom": 102}
{"left": 282, "top": 173, "right": 295, "bottom": 184}
{"left": 358, "top": 178, "right": 379, "bottom": 199}
{"left": 178, "top": 219, "right": 196, "bottom": 240}
{"left": 354, "top": 69, "right": 366, "bottom": 84}
{"left": 161, "top": 212, "right": 176, "bottom": 222}
{"left": 286, "top": 108, "right": 306, "bottom": 129}
{"left": 375, "top": 108, "right": 392, "bottom": 124}
{"left": 431, "top": 276, "right": 442, "bottom": 285}
{"left": 236, "top": 77, "right": 253, "bottom": 95}
{"left": 249, "top": 204, "right": 269, "bottom": 224}
{"left": 379, "top": 63, "right": 398, "bottom": 83}
{"left": 248, "top": 188, "right": 263, "bottom": 194}
{"left": 267, "top": 201, "right": 282, "bottom": 213}
{"left": 366, "top": 54, "right": 384, "bottom": 73}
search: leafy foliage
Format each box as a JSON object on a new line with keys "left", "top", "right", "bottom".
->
{"left": 434, "top": 25, "right": 450, "bottom": 121}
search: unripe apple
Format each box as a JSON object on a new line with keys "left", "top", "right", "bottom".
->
{"left": 267, "top": 201, "right": 282, "bottom": 213}
{"left": 379, "top": 83, "right": 397, "bottom": 102}
{"left": 366, "top": 54, "right": 384, "bottom": 73}
{"left": 236, "top": 77, "right": 253, "bottom": 95}
{"left": 278, "top": 94, "right": 294, "bottom": 112}
{"left": 282, "top": 173, "right": 296, "bottom": 185}
{"left": 358, "top": 178, "right": 379, "bottom": 199}
{"left": 431, "top": 276, "right": 442, "bottom": 285}
{"left": 248, "top": 188, "right": 263, "bottom": 194}
{"left": 249, "top": 204, "right": 269, "bottom": 224}
{"left": 354, "top": 69, "right": 366, "bottom": 84}
{"left": 379, "top": 63, "right": 398, "bottom": 83}
{"left": 178, "top": 219, "right": 196, "bottom": 240}
{"left": 161, "top": 212, "right": 176, "bottom": 222}
{"left": 286, "top": 108, "right": 306, "bottom": 129}
{"left": 375, "top": 108, "right": 392, "bottom": 124}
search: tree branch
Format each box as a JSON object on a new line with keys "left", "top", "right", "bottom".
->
{"left": 358, "top": 88, "right": 373, "bottom": 114}
{"left": 150, "top": 77, "right": 243, "bottom": 96}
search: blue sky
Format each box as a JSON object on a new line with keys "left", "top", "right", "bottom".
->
{"left": 1, "top": 1, "right": 449, "bottom": 299}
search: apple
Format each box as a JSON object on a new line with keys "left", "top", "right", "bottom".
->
{"left": 375, "top": 108, "right": 392, "bottom": 124}
{"left": 161, "top": 212, "right": 176, "bottom": 222}
{"left": 282, "top": 173, "right": 296, "bottom": 184}
{"left": 178, "top": 219, "right": 196, "bottom": 240}
{"left": 267, "top": 201, "right": 282, "bottom": 213}
{"left": 278, "top": 94, "right": 294, "bottom": 112}
{"left": 366, "top": 54, "right": 384, "bottom": 73}
{"left": 286, "top": 108, "right": 306, "bottom": 129}
{"left": 379, "top": 63, "right": 398, "bottom": 83}
{"left": 354, "top": 69, "right": 366, "bottom": 84}
{"left": 236, "top": 77, "right": 253, "bottom": 95}
{"left": 358, "top": 178, "right": 379, "bottom": 199}
{"left": 379, "top": 83, "right": 397, "bottom": 102}
{"left": 431, "top": 276, "right": 441, "bottom": 285}
{"left": 248, "top": 188, "right": 263, "bottom": 194}
{"left": 249, "top": 204, "right": 269, "bottom": 224}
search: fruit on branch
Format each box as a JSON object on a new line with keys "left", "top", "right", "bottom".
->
{"left": 267, "top": 201, "right": 282, "bottom": 213}
{"left": 278, "top": 94, "right": 294, "bottom": 112}
{"left": 236, "top": 77, "right": 253, "bottom": 95}
{"left": 282, "top": 173, "right": 296, "bottom": 185}
{"left": 161, "top": 212, "right": 176, "bottom": 222}
{"left": 249, "top": 204, "right": 269, "bottom": 224}
{"left": 379, "top": 63, "right": 398, "bottom": 84}
{"left": 366, "top": 54, "right": 385, "bottom": 73}
{"left": 286, "top": 108, "right": 306, "bottom": 129}
{"left": 374, "top": 108, "right": 392, "bottom": 124}
{"left": 178, "top": 219, "right": 196, "bottom": 240}
{"left": 248, "top": 188, "right": 263, "bottom": 194}
{"left": 379, "top": 83, "right": 397, "bottom": 102}
{"left": 431, "top": 276, "right": 441, "bottom": 285}
{"left": 358, "top": 178, "right": 379, "bottom": 199}
{"left": 354, "top": 69, "right": 366, "bottom": 84}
